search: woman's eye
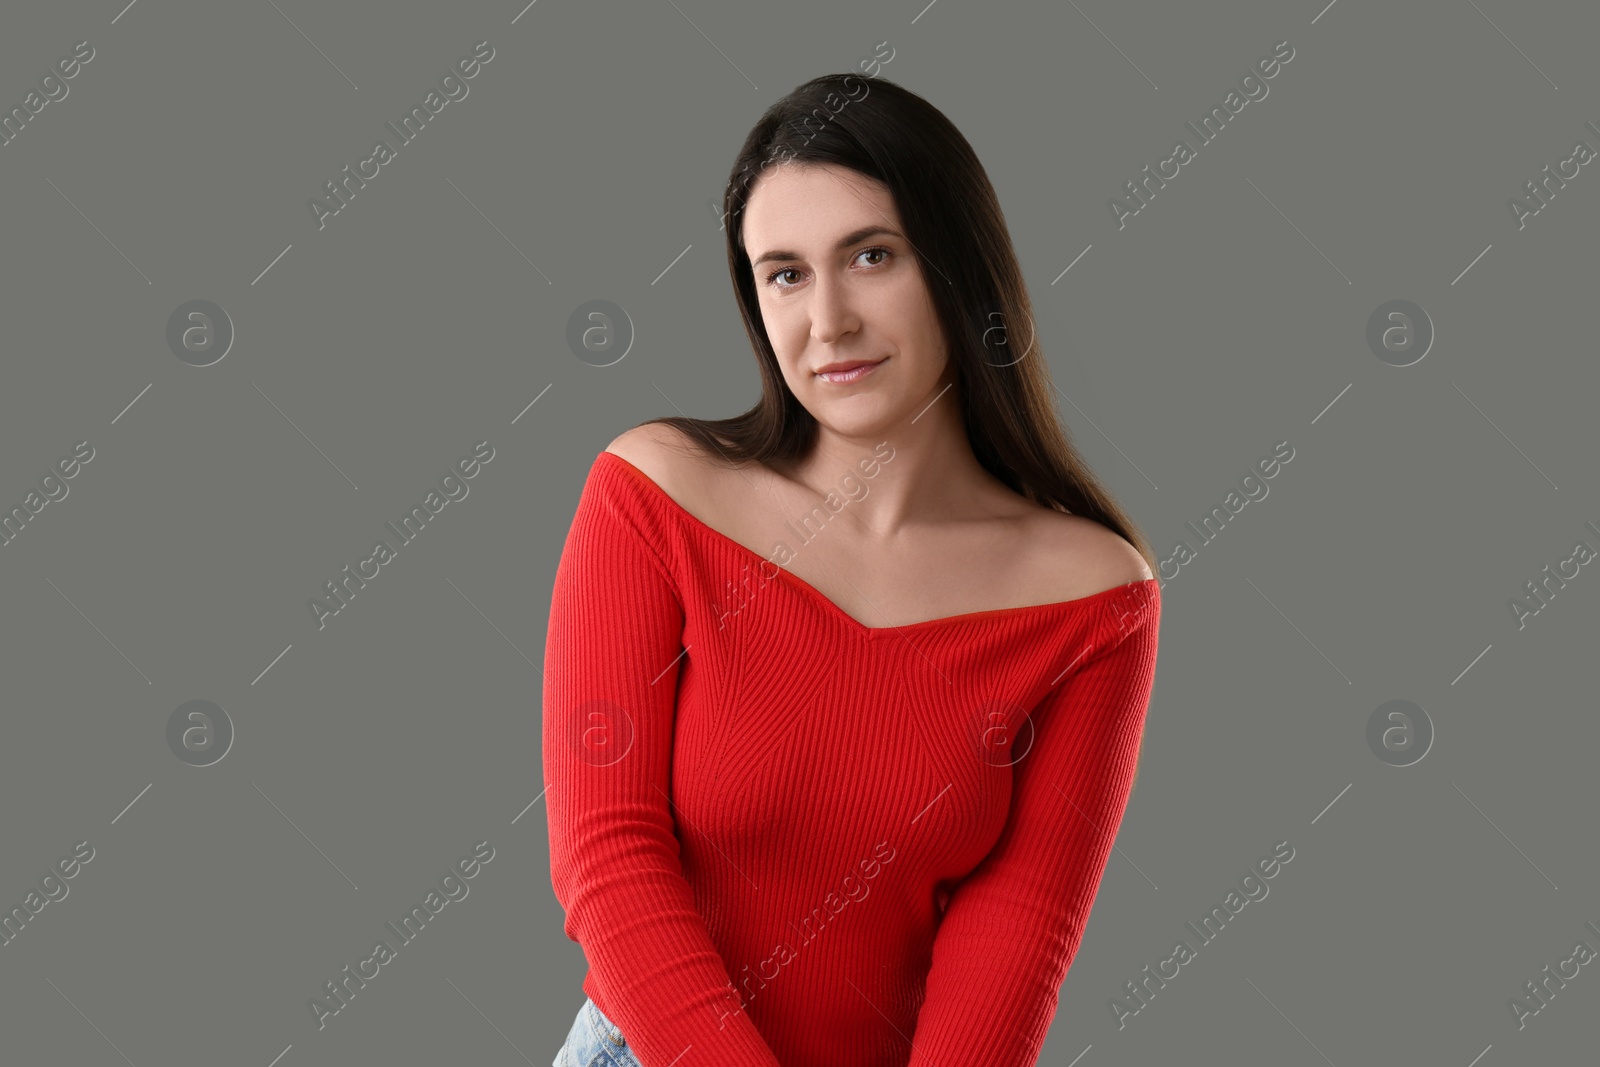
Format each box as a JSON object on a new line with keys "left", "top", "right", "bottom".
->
{"left": 763, "top": 247, "right": 891, "bottom": 289}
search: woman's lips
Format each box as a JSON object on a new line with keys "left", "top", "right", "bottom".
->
{"left": 816, "top": 357, "right": 886, "bottom": 383}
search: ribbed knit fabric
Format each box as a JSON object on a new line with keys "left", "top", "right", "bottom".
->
{"left": 543, "top": 450, "right": 1161, "bottom": 1067}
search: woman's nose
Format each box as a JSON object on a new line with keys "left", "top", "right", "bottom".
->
{"left": 808, "top": 273, "right": 859, "bottom": 343}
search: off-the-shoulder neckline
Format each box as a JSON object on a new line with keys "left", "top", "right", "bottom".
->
{"left": 596, "top": 449, "right": 1158, "bottom": 638}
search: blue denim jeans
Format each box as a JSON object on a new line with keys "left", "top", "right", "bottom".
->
{"left": 554, "top": 996, "right": 642, "bottom": 1067}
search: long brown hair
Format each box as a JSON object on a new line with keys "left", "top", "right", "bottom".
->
{"left": 644, "top": 72, "right": 1156, "bottom": 574}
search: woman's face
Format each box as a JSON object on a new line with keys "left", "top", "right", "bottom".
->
{"left": 741, "top": 162, "right": 950, "bottom": 438}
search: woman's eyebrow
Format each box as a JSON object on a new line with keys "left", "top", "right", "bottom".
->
{"left": 751, "top": 226, "right": 903, "bottom": 268}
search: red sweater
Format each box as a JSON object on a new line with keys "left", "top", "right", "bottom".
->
{"left": 543, "top": 450, "right": 1161, "bottom": 1067}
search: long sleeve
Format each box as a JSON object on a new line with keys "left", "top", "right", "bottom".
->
{"left": 905, "top": 581, "right": 1161, "bottom": 1066}
{"left": 542, "top": 460, "right": 786, "bottom": 1067}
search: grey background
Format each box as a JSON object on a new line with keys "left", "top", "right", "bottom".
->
{"left": 2, "top": 0, "right": 1596, "bottom": 1064}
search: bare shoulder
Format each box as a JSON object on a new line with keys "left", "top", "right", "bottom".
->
{"left": 1029, "top": 509, "right": 1153, "bottom": 602}
{"left": 602, "top": 423, "right": 726, "bottom": 502}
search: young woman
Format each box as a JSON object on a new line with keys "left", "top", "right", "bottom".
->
{"left": 544, "top": 72, "right": 1162, "bottom": 1067}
